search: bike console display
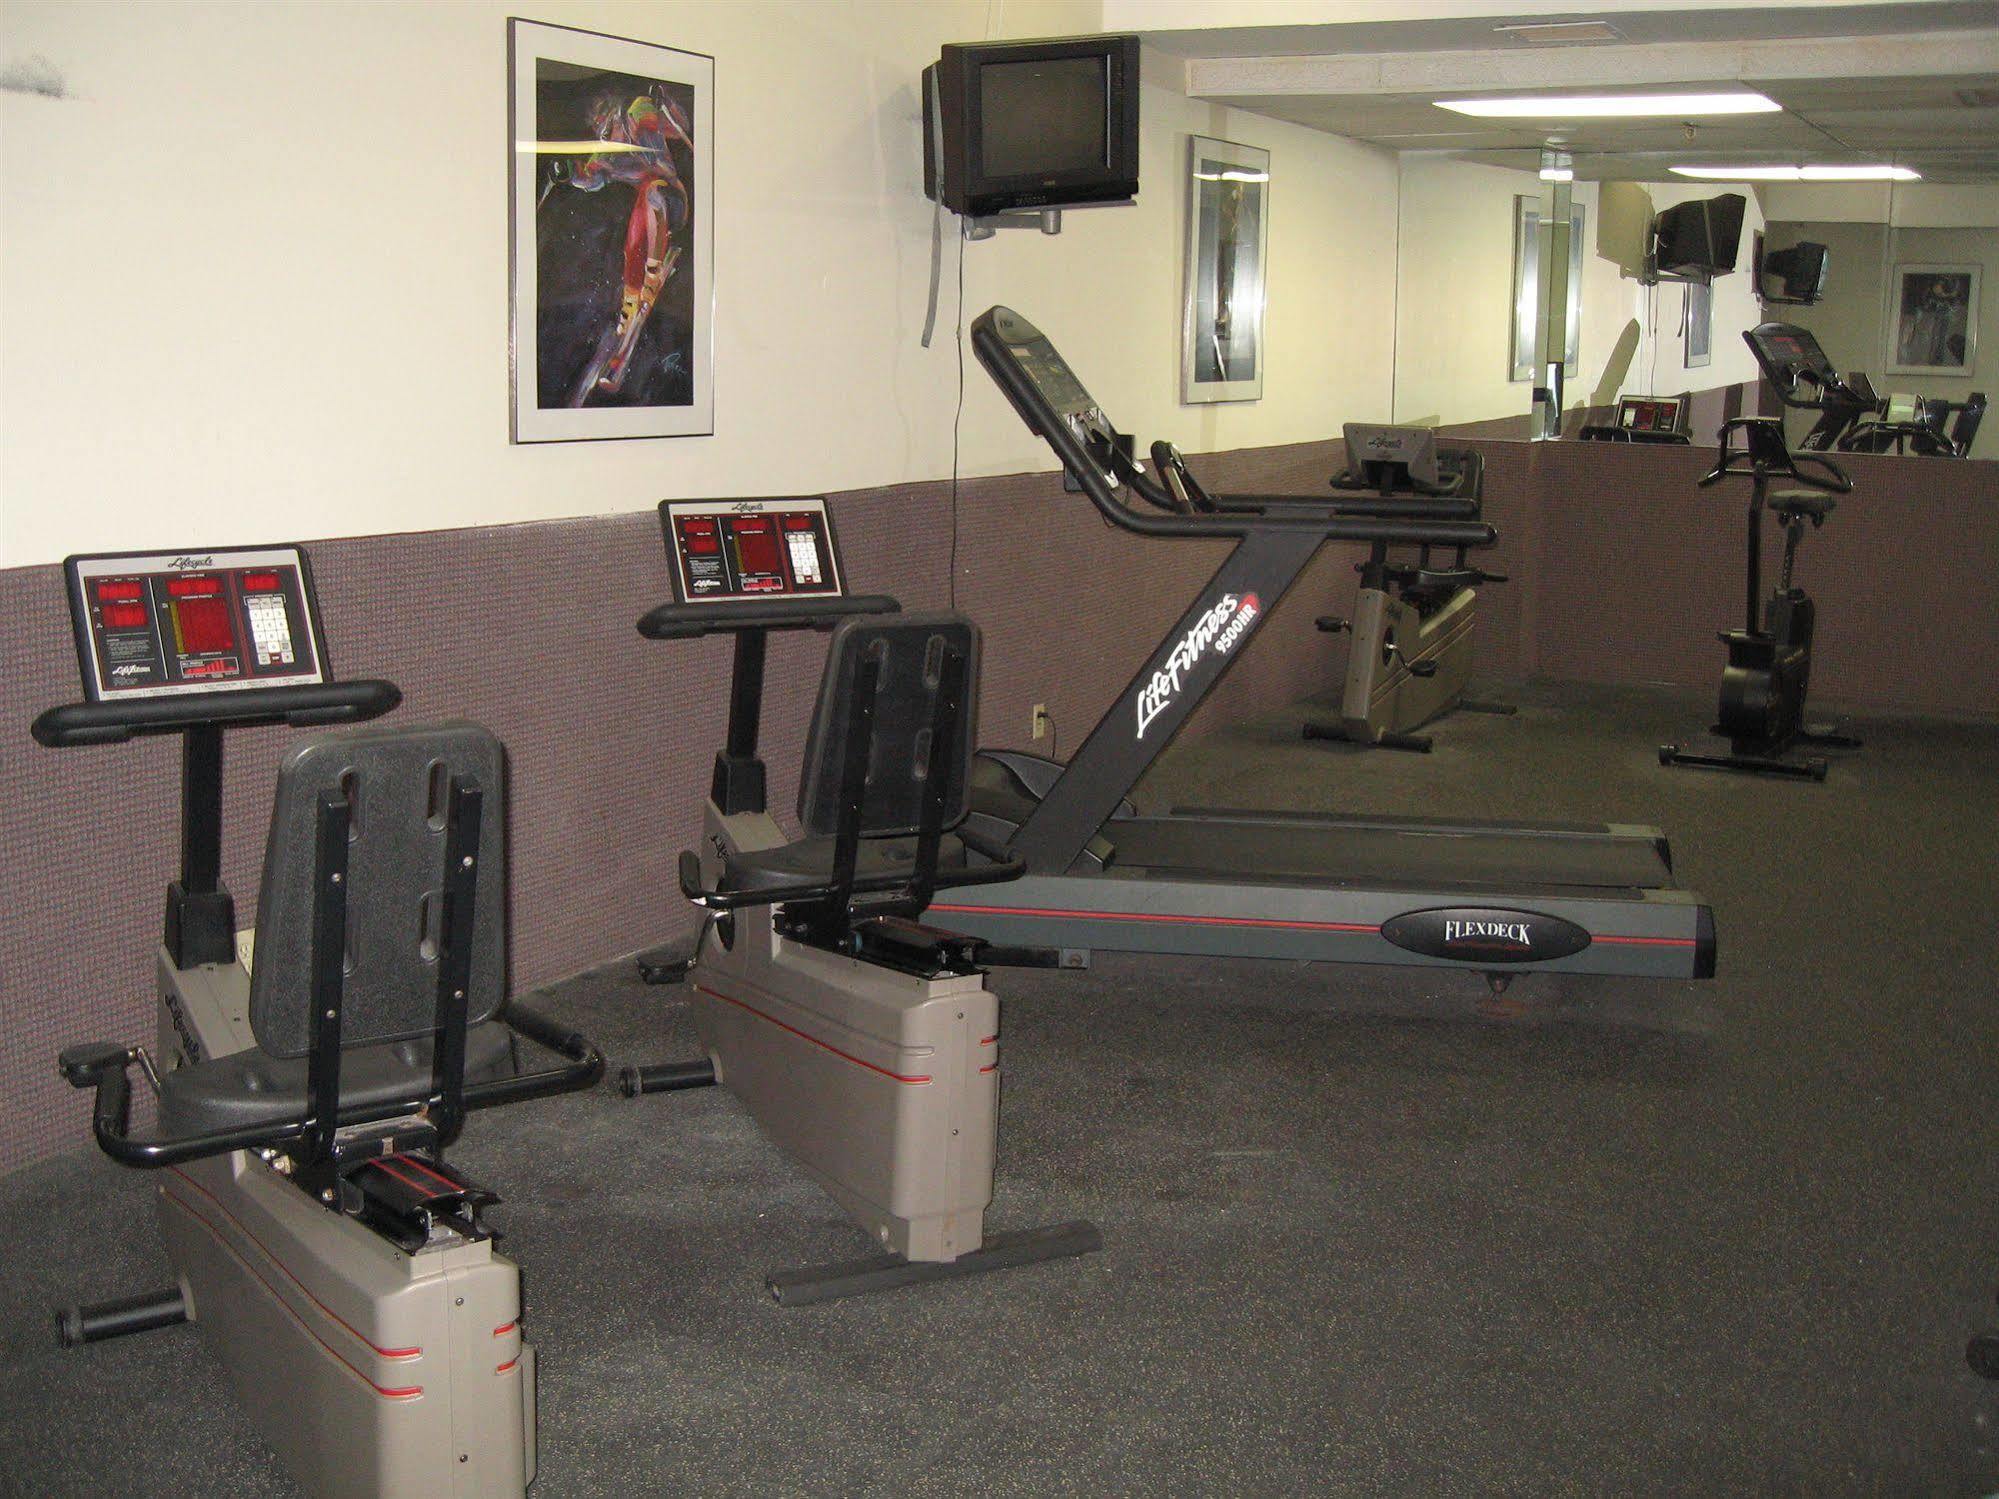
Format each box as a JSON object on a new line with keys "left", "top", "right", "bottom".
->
{"left": 1616, "top": 396, "right": 1685, "bottom": 435}
{"left": 64, "top": 546, "right": 327, "bottom": 702}
{"left": 660, "top": 498, "right": 844, "bottom": 603}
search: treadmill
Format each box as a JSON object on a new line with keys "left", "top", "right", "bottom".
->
{"left": 929, "top": 306, "right": 1715, "bottom": 985}
{"left": 1745, "top": 321, "right": 1882, "bottom": 452}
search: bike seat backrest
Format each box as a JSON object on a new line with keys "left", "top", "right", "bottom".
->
{"left": 1953, "top": 393, "right": 1987, "bottom": 454}
{"left": 1441, "top": 447, "right": 1482, "bottom": 502}
{"left": 798, "top": 614, "right": 979, "bottom": 839}
{"left": 249, "top": 721, "right": 508, "bottom": 1059}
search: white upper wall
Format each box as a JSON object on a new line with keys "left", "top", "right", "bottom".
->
{"left": 1762, "top": 184, "right": 1999, "bottom": 228}
{"left": 1107, "top": 0, "right": 1941, "bottom": 28}
{"left": 0, "top": 0, "right": 1399, "bottom": 567}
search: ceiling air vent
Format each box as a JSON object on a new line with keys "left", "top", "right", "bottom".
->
{"left": 1491, "top": 20, "right": 1625, "bottom": 46}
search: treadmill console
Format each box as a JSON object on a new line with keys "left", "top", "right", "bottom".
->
{"left": 660, "top": 497, "right": 843, "bottom": 603}
{"left": 64, "top": 545, "right": 327, "bottom": 702}
{"left": 972, "top": 306, "right": 1124, "bottom": 487}
{"left": 1746, "top": 322, "right": 1838, "bottom": 395}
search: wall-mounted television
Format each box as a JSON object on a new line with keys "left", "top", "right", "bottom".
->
{"left": 922, "top": 35, "right": 1140, "bottom": 219}
{"left": 1761, "top": 241, "right": 1830, "bottom": 305}
{"left": 1651, "top": 193, "right": 1747, "bottom": 279}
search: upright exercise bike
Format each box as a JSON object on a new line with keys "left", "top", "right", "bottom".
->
{"left": 1660, "top": 420, "right": 1859, "bottom": 781}
{"left": 1155, "top": 423, "right": 1510, "bottom": 752}
{"left": 39, "top": 544, "right": 602, "bottom": 1498}
{"left": 1306, "top": 424, "right": 1513, "bottom": 753}
{"left": 622, "top": 498, "right": 1099, "bottom": 1304}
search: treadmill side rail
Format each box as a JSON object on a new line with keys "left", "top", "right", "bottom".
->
{"left": 930, "top": 872, "right": 1714, "bottom": 980}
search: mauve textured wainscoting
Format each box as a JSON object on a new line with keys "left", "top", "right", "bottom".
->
{"left": 1504, "top": 440, "right": 1999, "bottom": 715}
{"left": 0, "top": 440, "right": 1370, "bottom": 1169}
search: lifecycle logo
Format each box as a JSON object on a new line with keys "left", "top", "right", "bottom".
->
{"left": 1380, "top": 907, "right": 1592, "bottom": 965}
{"left": 169, "top": 555, "right": 214, "bottom": 571}
{"left": 730, "top": 500, "right": 766, "bottom": 513}
{"left": 1134, "top": 591, "right": 1262, "bottom": 739}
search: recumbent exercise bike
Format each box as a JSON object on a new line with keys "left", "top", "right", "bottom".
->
{"left": 39, "top": 544, "right": 602, "bottom": 1498}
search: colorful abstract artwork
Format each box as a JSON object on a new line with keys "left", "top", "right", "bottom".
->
{"left": 510, "top": 20, "right": 713, "bottom": 441}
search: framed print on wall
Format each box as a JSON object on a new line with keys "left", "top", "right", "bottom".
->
{"left": 1885, "top": 263, "right": 1979, "bottom": 377}
{"left": 509, "top": 18, "right": 714, "bottom": 443}
{"left": 1182, "top": 136, "right": 1271, "bottom": 404}
{"left": 1509, "top": 196, "right": 1584, "bottom": 383}
{"left": 1684, "top": 279, "right": 1713, "bottom": 369}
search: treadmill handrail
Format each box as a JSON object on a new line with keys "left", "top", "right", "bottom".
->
{"left": 972, "top": 312, "right": 1493, "bottom": 551}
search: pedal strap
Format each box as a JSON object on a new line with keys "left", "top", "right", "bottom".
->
{"left": 342, "top": 1152, "right": 499, "bottom": 1252}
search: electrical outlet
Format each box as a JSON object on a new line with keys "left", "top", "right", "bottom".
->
{"left": 1031, "top": 703, "right": 1050, "bottom": 741}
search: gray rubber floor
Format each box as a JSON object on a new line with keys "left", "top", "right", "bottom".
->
{"left": 4, "top": 680, "right": 1997, "bottom": 1497}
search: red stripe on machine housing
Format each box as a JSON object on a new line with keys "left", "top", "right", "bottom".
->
{"left": 694, "top": 982, "right": 932, "bottom": 1083}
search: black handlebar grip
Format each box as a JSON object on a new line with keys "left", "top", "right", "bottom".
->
{"left": 58, "top": 1042, "right": 133, "bottom": 1088}
{"left": 637, "top": 595, "right": 902, "bottom": 640}
{"left": 34, "top": 680, "right": 400, "bottom": 747}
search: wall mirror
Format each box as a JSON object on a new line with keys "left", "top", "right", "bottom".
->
{"left": 1151, "top": 7, "right": 1997, "bottom": 461}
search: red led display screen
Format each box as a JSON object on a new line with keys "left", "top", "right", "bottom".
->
{"left": 732, "top": 521, "right": 782, "bottom": 576}
{"left": 174, "top": 595, "right": 237, "bottom": 655}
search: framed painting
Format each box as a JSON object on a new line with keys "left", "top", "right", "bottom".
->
{"left": 1182, "top": 136, "right": 1271, "bottom": 404}
{"left": 509, "top": 18, "right": 714, "bottom": 442}
{"left": 1684, "top": 279, "right": 1712, "bottom": 369}
{"left": 1885, "top": 263, "right": 1978, "bottom": 377}
{"left": 1510, "top": 195, "right": 1584, "bottom": 382}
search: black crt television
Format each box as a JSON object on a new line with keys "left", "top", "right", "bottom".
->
{"left": 923, "top": 35, "right": 1141, "bottom": 218}
{"left": 1761, "top": 241, "right": 1830, "bottom": 304}
{"left": 1652, "top": 193, "right": 1748, "bottom": 277}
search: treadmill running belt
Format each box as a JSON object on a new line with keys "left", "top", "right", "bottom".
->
{"left": 1111, "top": 816, "right": 1672, "bottom": 891}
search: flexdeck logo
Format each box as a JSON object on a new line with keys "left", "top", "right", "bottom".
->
{"left": 1134, "top": 592, "right": 1261, "bottom": 739}
{"left": 1381, "top": 907, "right": 1592, "bottom": 965}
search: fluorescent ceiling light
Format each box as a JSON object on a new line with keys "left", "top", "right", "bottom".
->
{"left": 1670, "top": 164, "right": 1921, "bottom": 181}
{"left": 1539, "top": 166, "right": 1575, "bottom": 182}
{"left": 1435, "top": 92, "right": 1780, "bottom": 119}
